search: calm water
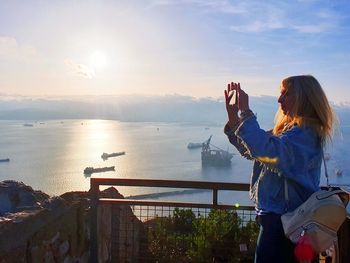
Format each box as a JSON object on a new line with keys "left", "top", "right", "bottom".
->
{"left": 0, "top": 120, "right": 349, "bottom": 206}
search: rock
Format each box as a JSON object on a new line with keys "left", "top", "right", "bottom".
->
{"left": 0, "top": 181, "right": 144, "bottom": 262}
{"left": 0, "top": 181, "right": 49, "bottom": 215}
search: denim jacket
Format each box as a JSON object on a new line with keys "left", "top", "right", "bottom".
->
{"left": 224, "top": 114, "right": 322, "bottom": 214}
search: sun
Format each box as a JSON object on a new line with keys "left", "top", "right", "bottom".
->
{"left": 89, "top": 50, "right": 107, "bottom": 69}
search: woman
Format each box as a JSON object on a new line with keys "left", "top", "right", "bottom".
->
{"left": 224, "top": 75, "right": 335, "bottom": 263}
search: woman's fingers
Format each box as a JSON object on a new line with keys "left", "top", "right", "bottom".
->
{"left": 226, "top": 81, "right": 250, "bottom": 112}
{"left": 228, "top": 82, "right": 239, "bottom": 106}
{"left": 230, "top": 82, "right": 239, "bottom": 90}
{"left": 226, "top": 82, "right": 246, "bottom": 109}
{"left": 225, "top": 83, "right": 235, "bottom": 105}
{"left": 224, "top": 90, "right": 229, "bottom": 107}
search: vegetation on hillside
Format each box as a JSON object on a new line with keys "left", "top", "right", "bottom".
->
{"left": 146, "top": 208, "right": 259, "bottom": 263}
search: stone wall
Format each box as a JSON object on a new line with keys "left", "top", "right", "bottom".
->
{"left": 0, "top": 181, "right": 144, "bottom": 263}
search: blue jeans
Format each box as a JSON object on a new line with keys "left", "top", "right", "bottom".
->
{"left": 255, "top": 213, "right": 296, "bottom": 263}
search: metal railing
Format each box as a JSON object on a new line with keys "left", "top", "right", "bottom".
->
{"left": 89, "top": 178, "right": 255, "bottom": 262}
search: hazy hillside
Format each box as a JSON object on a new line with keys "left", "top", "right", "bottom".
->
{"left": 0, "top": 95, "right": 349, "bottom": 128}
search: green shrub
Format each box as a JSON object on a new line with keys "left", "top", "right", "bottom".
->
{"left": 146, "top": 208, "right": 259, "bottom": 263}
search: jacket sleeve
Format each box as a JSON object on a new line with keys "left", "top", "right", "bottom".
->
{"left": 235, "top": 116, "right": 320, "bottom": 184}
{"left": 224, "top": 122, "right": 253, "bottom": 160}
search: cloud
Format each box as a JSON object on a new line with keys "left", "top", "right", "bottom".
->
{"left": 150, "top": 0, "right": 245, "bottom": 14}
{"left": 229, "top": 20, "right": 284, "bottom": 33}
{"left": 195, "top": 1, "right": 339, "bottom": 34}
{"left": 64, "top": 59, "right": 95, "bottom": 79}
{"left": 291, "top": 23, "right": 332, "bottom": 33}
{"left": 229, "top": 21, "right": 332, "bottom": 34}
{"left": 0, "top": 36, "right": 38, "bottom": 59}
{"left": 190, "top": 0, "right": 245, "bottom": 14}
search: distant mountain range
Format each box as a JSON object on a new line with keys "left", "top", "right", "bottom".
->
{"left": 0, "top": 94, "right": 349, "bottom": 127}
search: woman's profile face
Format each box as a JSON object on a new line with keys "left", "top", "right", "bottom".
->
{"left": 278, "top": 85, "right": 296, "bottom": 116}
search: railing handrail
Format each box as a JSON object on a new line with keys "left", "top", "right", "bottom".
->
{"left": 90, "top": 177, "right": 250, "bottom": 191}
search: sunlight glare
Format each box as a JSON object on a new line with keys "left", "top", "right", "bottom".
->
{"left": 89, "top": 50, "right": 107, "bottom": 69}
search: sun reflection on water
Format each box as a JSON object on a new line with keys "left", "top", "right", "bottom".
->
{"left": 59, "top": 119, "right": 130, "bottom": 194}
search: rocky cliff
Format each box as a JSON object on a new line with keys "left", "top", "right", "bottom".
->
{"left": 0, "top": 180, "right": 143, "bottom": 263}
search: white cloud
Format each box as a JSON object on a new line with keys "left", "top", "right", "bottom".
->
{"left": 229, "top": 15, "right": 337, "bottom": 34}
{"left": 64, "top": 59, "right": 95, "bottom": 79}
{"left": 0, "top": 36, "right": 38, "bottom": 59}
{"left": 229, "top": 20, "right": 284, "bottom": 33}
{"left": 151, "top": 0, "right": 245, "bottom": 14}
{"left": 201, "top": 1, "right": 338, "bottom": 34}
{"left": 292, "top": 23, "right": 332, "bottom": 33}
{"left": 192, "top": 0, "right": 245, "bottom": 14}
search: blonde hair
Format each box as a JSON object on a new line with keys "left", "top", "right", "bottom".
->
{"left": 273, "top": 75, "right": 335, "bottom": 145}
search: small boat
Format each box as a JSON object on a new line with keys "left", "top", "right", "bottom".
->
{"left": 187, "top": 142, "right": 204, "bottom": 149}
{"left": 84, "top": 166, "right": 115, "bottom": 174}
{"left": 0, "top": 158, "right": 10, "bottom": 162}
{"left": 23, "top": 123, "right": 33, "bottom": 127}
{"left": 101, "top": 152, "right": 126, "bottom": 160}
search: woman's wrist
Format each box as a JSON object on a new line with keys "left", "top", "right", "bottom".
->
{"left": 228, "top": 114, "right": 240, "bottom": 127}
{"left": 224, "top": 120, "right": 240, "bottom": 135}
{"left": 239, "top": 109, "right": 254, "bottom": 122}
{"left": 228, "top": 120, "right": 239, "bottom": 129}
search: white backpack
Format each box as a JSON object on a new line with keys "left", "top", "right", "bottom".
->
{"left": 281, "top": 153, "right": 349, "bottom": 262}
{"left": 281, "top": 188, "right": 348, "bottom": 253}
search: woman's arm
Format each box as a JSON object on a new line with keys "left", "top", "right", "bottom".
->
{"left": 235, "top": 116, "right": 320, "bottom": 179}
{"left": 224, "top": 111, "right": 255, "bottom": 160}
{"left": 225, "top": 81, "right": 294, "bottom": 170}
{"left": 224, "top": 82, "right": 256, "bottom": 159}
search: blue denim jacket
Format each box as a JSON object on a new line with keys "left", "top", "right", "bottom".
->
{"left": 225, "top": 115, "right": 322, "bottom": 214}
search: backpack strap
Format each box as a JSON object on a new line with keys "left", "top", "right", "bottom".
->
{"left": 284, "top": 178, "right": 289, "bottom": 211}
{"left": 322, "top": 150, "right": 330, "bottom": 186}
{"left": 316, "top": 189, "right": 346, "bottom": 200}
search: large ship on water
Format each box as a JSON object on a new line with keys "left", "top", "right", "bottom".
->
{"left": 201, "top": 135, "right": 234, "bottom": 167}
{"left": 101, "top": 152, "right": 125, "bottom": 160}
{"left": 84, "top": 166, "right": 115, "bottom": 174}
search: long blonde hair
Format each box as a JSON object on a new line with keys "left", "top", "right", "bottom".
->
{"left": 273, "top": 75, "right": 335, "bottom": 145}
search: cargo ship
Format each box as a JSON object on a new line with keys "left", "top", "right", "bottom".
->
{"left": 101, "top": 152, "right": 125, "bottom": 160}
{"left": 201, "top": 135, "right": 233, "bottom": 167}
{"left": 84, "top": 166, "right": 115, "bottom": 174}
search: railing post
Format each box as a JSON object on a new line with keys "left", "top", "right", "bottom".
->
{"left": 213, "top": 189, "right": 218, "bottom": 206}
{"left": 89, "top": 179, "right": 99, "bottom": 263}
{"left": 111, "top": 204, "right": 120, "bottom": 262}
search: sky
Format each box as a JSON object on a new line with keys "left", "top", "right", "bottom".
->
{"left": 0, "top": 0, "right": 350, "bottom": 103}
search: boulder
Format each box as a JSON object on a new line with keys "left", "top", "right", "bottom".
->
{"left": 0, "top": 180, "right": 50, "bottom": 215}
{"left": 0, "top": 181, "right": 145, "bottom": 263}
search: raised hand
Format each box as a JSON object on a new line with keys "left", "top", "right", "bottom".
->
{"left": 226, "top": 82, "right": 250, "bottom": 112}
{"left": 224, "top": 82, "right": 250, "bottom": 127}
{"left": 224, "top": 82, "right": 239, "bottom": 127}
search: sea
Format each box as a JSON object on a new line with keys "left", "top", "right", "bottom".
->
{"left": 0, "top": 119, "right": 349, "bottom": 207}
